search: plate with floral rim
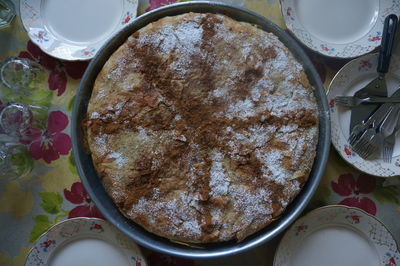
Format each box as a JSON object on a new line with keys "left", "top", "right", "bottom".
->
{"left": 20, "top": 0, "right": 138, "bottom": 61}
{"left": 280, "top": 0, "right": 400, "bottom": 58}
{"left": 274, "top": 205, "right": 400, "bottom": 266}
{"left": 25, "top": 217, "right": 147, "bottom": 266}
{"left": 327, "top": 52, "right": 400, "bottom": 177}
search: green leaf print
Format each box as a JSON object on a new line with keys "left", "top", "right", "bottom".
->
{"left": 68, "top": 152, "right": 77, "bottom": 175}
{"left": 67, "top": 95, "right": 75, "bottom": 112}
{"left": 11, "top": 149, "right": 34, "bottom": 177}
{"left": 1, "top": 85, "right": 53, "bottom": 109}
{"left": 39, "top": 192, "right": 63, "bottom": 214}
{"left": 29, "top": 215, "right": 52, "bottom": 243}
{"left": 373, "top": 185, "right": 400, "bottom": 205}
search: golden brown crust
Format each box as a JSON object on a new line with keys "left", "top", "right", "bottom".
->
{"left": 85, "top": 12, "right": 319, "bottom": 243}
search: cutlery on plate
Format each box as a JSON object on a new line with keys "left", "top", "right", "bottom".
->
{"left": 382, "top": 112, "right": 400, "bottom": 163}
{"left": 351, "top": 106, "right": 395, "bottom": 159}
{"left": 349, "top": 88, "right": 400, "bottom": 146}
{"left": 349, "top": 14, "right": 398, "bottom": 132}
{"left": 335, "top": 96, "right": 400, "bottom": 107}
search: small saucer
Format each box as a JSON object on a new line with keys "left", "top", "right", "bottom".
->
{"left": 280, "top": 0, "right": 400, "bottom": 58}
{"left": 25, "top": 217, "right": 146, "bottom": 266}
{"left": 274, "top": 205, "right": 399, "bottom": 266}
{"left": 327, "top": 53, "right": 400, "bottom": 177}
{"left": 20, "top": 0, "right": 138, "bottom": 61}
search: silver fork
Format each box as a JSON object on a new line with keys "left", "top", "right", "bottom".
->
{"left": 352, "top": 128, "right": 377, "bottom": 159}
{"left": 335, "top": 96, "right": 400, "bottom": 107}
{"left": 382, "top": 113, "right": 400, "bottom": 163}
{"left": 349, "top": 104, "right": 393, "bottom": 146}
{"left": 351, "top": 107, "right": 395, "bottom": 159}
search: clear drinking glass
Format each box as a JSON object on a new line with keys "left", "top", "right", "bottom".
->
{"left": 0, "top": 142, "right": 34, "bottom": 181}
{"left": 0, "top": 57, "right": 45, "bottom": 95}
{"left": 0, "top": 0, "right": 15, "bottom": 29}
{"left": 0, "top": 103, "right": 48, "bottom": 142}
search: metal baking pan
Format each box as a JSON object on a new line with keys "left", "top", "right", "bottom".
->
{"left": 72, "top": 1, "right": 330, "bottom": 258}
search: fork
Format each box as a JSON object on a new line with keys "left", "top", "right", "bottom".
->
{"left": 349, "top": 104, "right": 393, "bottom": 146}
{"left": 382, "top": 112, "right": 400, "bottom": 163}
{"left": 335, "top": 96, "right": 400, "bottom": 107}
{"left": 352, "top": 127, "right": 378, "bottom": 159}
{"left": 351, "top": 107, "right": 396, "bottom": 159}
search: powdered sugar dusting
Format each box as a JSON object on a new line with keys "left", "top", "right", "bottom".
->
{"left": 137, "top": 126, "right": 151, "bottom": 141}
{"left": 218, "top": 186, "right": 273, "bottom": 240}
{"left": 255, "top": 149, "right": 286, "bottom": 184}
{"left": 227, "top": 125, "right": 276, "bottom": 148}
{"left": 226, "top": 99, "right": 255, "bottom": 119}
{"left": 88, "top": 13, "right": 319, "bottom": 242}
{"left": 94, "top": 135, "right": 107, "bottom": 156}
{"left": 233, "top": 187, "right": 272, "bottom": 218}
{"left": 137, "top": 20, "right": 204, "bottom": 77}
{"left": 209, "top": 151, "right": 230, "bottom": 197}
{"left": 107, "top": 151, "right": 128, "bottom": 168}
{"left": 130, "top": 191, "right": 202, "bottom": 238}
{"left": 206, "top": 24, "right": 314, "bottom": 121}
{"left": 90, "top": 112, "right": 100, "bottom": 119}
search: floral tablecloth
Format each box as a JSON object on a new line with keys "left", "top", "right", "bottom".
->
{"left": 1, "top": 0, "right": 399, "bottom": 265}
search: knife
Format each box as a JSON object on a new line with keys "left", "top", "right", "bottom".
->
{"left": 349, "top": 14, "right": 398, "bottom": 133}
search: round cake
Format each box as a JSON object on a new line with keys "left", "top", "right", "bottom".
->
{"left": 84, "top": 12, "right": 319, "bottom": 243}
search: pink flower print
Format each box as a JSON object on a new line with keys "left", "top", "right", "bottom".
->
{"left": 345, "top": 214, "right": 360, "bottom": 224}
{"left": 64, "top": 182, "right": 104, "bottom": 219}
{"left": 90, "top": 222, "right": 104, "bottom": 232}
{"left": 27, "top": 111, "right": 72, "bottom": 163}
{"left": 122, "top": 11, "right": 133, "bottom": 24}
{"left": 286, "top": 7, "right": 292, "bottom": 16}
{"left": 34, "top": 31, "right": 49, "bottom": 43}
{"left": 132, "top": 257, "right": 143, "bottom": 266}
{"left": 295, "top": 224, "right": 308, "bottom": 236}
{"left": 368, "top": 32, "right": 381, "bottom": 42}
{"left": 331, "top": 173, "right": 377, "bottom": 215}
{"left": 40, "top": 240, "right": 55, "bottom": 252}
{"left": 19, "top": 41, "right": 88, "bottom": 96}
{"left": 286, "top": 7, "right": 294, "bottom": 21}
{"left": 343, "top": 145, "right": 353, "bottom": 157}
{"left": 329, "top": 99, "right": 335, "bottom": 108}
{"left": 320, "top": 44, "right": 335, "bottom": 53}
{"left": 359, "top": 60, "right": 372, "bottom": 71}
{"left": 82, "top": 48, "right": 95, "bottom": 57}
{"left": 146, "top": 0, "right": 176, "bottom": 12}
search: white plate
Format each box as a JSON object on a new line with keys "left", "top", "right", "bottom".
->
{"left": 327, "top": 53, "right": 400, "bottom": 177}
{"left": 25, "top": 218, "right": 146, "bottom": 266}
{"left": 274, "top": 205, "right": 400, "bottom": 266}
{"left": 20, "top": 0, "right": 138, "bottom": 61}
{"left": 280, "top": 0, "right": 400, "bottom": 58}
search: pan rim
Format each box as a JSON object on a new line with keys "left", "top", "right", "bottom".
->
{"left": 71, "top": 1, "right": 330, "bottom": 258}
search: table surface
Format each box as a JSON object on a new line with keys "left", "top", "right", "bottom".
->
{"left": 1, "top": 0, "right": 399, "bottom": 265}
